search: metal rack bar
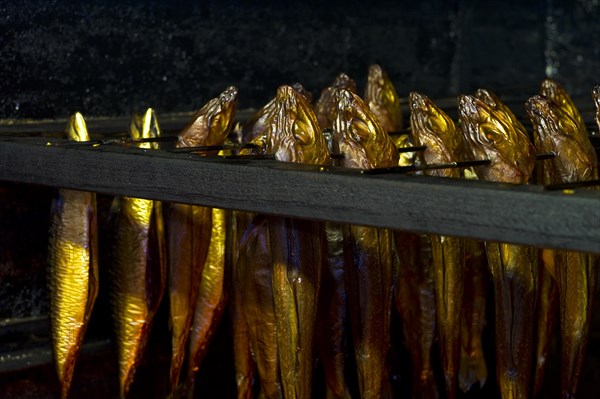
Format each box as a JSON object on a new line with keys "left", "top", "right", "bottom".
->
{"left": 1, "top": 137, "right": 598, "bottom": 253}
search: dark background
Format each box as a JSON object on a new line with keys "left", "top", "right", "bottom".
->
{"left": 1, "top": 0, "right": 599, "bottom": 120}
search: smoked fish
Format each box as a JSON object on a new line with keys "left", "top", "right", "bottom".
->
{"left": 526, "top": 94, "right": 598, "bottom": 399}
{"left": 332, "top": 88, "right": 398, "bottom": 399}
{"left": 169, "top": 86, "right": 238, "bottom": 394}
{"left": 364, "top": 64, "right": 415, "bottom": 167}
{"left": 314, "top": 73, "right": 357, "bottom": 130}
{"left": 48, "top": 113, "right": 99, "bottom": 399}
{"left": 110, "top": 109, "right": 167, "bottom": 398}
{"left": 409, "top": 92, "right": 464, "bottom": 399}
{"left": 459, "top": 94, "right": 537, "bottom": 399}
{"left": 238, "top": 85, "right": 330, "bottom": 399}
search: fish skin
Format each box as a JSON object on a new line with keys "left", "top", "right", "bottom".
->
{"left": 48, "top": 113, "right": 99, "bottom": 399}
{"left": 394, "top": 232, "right": 439, "bottom": 399}
{"left": 332, "top": 88, "right": 398, "bottom": 399}
{"left": 316, "top": 222, "right": 352, "bottom": 399}
{"left": 185, "top": 208, "right": 230, "bottom": 396}
{"left": 593, "top": 86, "right": 600, "bottom": 130}
{"left": 314, "top": 73, "right": 357, "bottom": 130}
{"left": 460, "top": 94, "right": 537, "bottom": 399}
{"left": 409, "top": 92, "right": 463, "bottom": 399}
{"left": 459, "top": 239, "right": 488, "bottom": 393}
{"left": 238, "top": 85, "right": 329, "bottom": 399}
{"left": 526, "top": 94, "right": 598, "bottom": 399}
{"left": 111, "top": 110, "right": 167, "bottom": 398}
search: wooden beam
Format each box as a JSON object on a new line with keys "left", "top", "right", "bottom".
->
{"left": 1, "top": 137, "right": 598, "bottom": 253}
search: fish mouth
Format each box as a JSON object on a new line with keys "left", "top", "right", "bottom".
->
{"left": 409, "top": 92, "right": 429, "bottom": 113}
{"left": 540, "top": 78, "right": 559, "bottom": 98}
{"left": 475, "top": 89, "right": 497, "bottom": 108}
{"left": 525, "top": 95, "right": 552, "bottom": 122}
{"left": 368, "top": 64, "right": 384, "bottom": 83}
{"left": 219, "top": 86, "right": 239, "bottom": 105}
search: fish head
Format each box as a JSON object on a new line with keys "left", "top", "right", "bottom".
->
{"left": 333, "top": 89, "right": 399, "bottom": 169}
{"left": 291, "top": 82, "right": 313, "bottom": 104}
{"left": 364, "top": 64, "right": 402, "bottom": 132}
{"left": 540, "top": 79, "right": 586, "bottom": 134}
{"left": 66, "top": 112, "right": 90, "bottom": 142}
{"left": 459, "top": 94, "right": 535, "bottom": 183}
{"left": 178, "top": 86, "right": 239, "bottom": 147}
{"left": 315, "top": 73, "right": 357, "bottom": 130}
{"left": 130, "top": 108, "right": 161, "bottom": 149}
{"left": 475, "top": 89, "right": 526, "bottom": 133}
{"left": 526, "top": 95, "right": 597, "bottom": 183}
{"left": 409, "top": 92, "right": 461, "bottom": 172}
{"left": 267, "top": 85, "right": 330, "bottom": 165}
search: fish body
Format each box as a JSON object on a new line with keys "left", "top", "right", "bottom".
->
{"left": 111, "top": 109, "right": 166, "bottom": 398}
{"left": 238, "top": 85, "right": 329, "bottom": 399}
{"left": 409, "top": 92, "right": 463, "bottom": 399}
{"left": 460, "top": 94, "right": 537, "bottom": 399}
{"left": 332, "top": 89, "right": 398, "bottom": 399}
{"left": 168, "top": 87, "right": 239, "bottom": 393}
{"left": 526, "top": 94, "right": 598, "bottom": 399}
{"left": 593, "top": 86, "right": 600, "bottom": 130}
{"left": 48, "top": 113, "right": 99, "bottom": 399}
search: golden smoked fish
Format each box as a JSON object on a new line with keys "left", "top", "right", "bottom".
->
{"left": 526, "top": 94, "right": 598, "bottom": 399}
{"left": 409, "top": 92, "right": 463, "bottom": 399}
{"left": 168, "top": 86, "right": 238, "bottom": 394}
{"left": 314, "top": 73, "right": 357, "bottom": 130}
{"left": 238, "top": 85, "right": 330, "bottom": 399}
{"left": 364, "top": 64, "right": 415, "bottom": 167}
{"left": 459, "top": 94, "right": 537, "bottom": 399}
{"left": 48, "top": 113, "right": 99, "bottom": 399}
{"left": 332, "top": 88, "right": 398, "bottom": 399}
{"left": 110, "top": 109, "right": 166, "bottom": 398}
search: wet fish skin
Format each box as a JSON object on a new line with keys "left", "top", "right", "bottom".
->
{"left": 460, "top": 94, "right": 537, "bottom": 399}
{"left": 314, "top": 73, "right": 357, "bottom": 130}
{"left": 364, "top": 64, "right": 403, "bottom": 133}
{"left": 540, "top": 79, "right": 587, "bottom": 137}
{"left": 409, "top": 92, "right": 463, "bottom": 399}
{"left": 332, "top": 88, "right": 398, "bottom": 399}
{"left": 48, "top": 113, "right": 98, "bottom": 399}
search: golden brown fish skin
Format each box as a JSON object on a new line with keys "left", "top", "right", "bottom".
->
{"left": 593, "top": 86, "right": 600, "bottom": 130}
{"left": 314, "top": 73, "right": 357, "bottom": 130}
{"left": 48, "top": 114, "right": 99, "bottom": 399}
{"left": 230, "top": 211, "right": 257, "bottom": 399}
{"left": 459, "top": 239, "right": 488, "bottom": 393}
{"left": 243, "top": 83, "right": 312, "bottom": 145}
{"left": 526, "top": 94, "right": 598, "bottom": 399}
{"left": 178, "top": 86, "right": 238, "bottom": 148}
{"left": 409, "top": 92, "right": 463, "bottom": 399}
{"left": 316, "top": 221, "right": 352, "bottom": 399}
{"left": 185, "top": 208, "right": 230, "bottom": 396}
{"left": 364, "top": 64, "right": 402, "bottom": 132}
{"left": 168, "top": 87, "right": 238, "bottom": 392}
{"left": 332, "top": 88, "right": 398, "bottom": 399}
{"left": 460, "top": 94, "right": 537, "bottom": 399}
{"left": 394, "top": 232, "right": 439, "bottom": 399}
{"left": 540, "top": 79, "right": 587, "bottom": 137}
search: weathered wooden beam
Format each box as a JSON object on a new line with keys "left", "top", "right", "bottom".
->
{"left": 1, "top": 137, "right": 598, "bottom": 253}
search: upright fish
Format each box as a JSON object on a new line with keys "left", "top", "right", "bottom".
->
{"left": 526, "top": 94, "right": 598, "bottom": 399}
{"left": 110, "top": 108, "right": 167, "bottom": 398}
{"left": 364, "top": 64, "right": 415, "bottom": 167}
{"left": 181, "top": 87, "right": 239, "bottom": 396}
{"left": 332, "top": 88, "right": 398, "bottom": 399}
{"left": 314, "top": 73, "right": 357, "bottom": 130}
{"left": 167, "top": 86, "right": 238, "bottom": 395}
{"left": 48, "top": 113, "right": 99, "bottom": 399}
{"left": 409, "top": 92, "right": 464, "bottom": 399}
{"left": 459, "top": 94, "right": 537, "bottom": 399}
{"left": 238, "top": 85, "right": 330, "bottom": 399}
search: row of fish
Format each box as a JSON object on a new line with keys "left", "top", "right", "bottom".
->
{"left": 47, "top": 66, "right": 599, "bottom": 399}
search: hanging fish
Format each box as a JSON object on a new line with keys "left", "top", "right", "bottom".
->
{"left": 526, "top": 94, "right": 598, "bottom": 399}
{"left": 168, "top": 86, "right": 239, "bottom": 395}
{"left": 48, "top": 113, "right": 99, "bottom": 399}
{"left": 314, "top": 73, "right": 357, "bottom": 130}
{"left": 110, "top": 108, "right": 166, "bottom": 398}
{"left": 332, "top": 88, "right": 398, "bottom": 399}
{"left": 238, "top": 85, "right": 330, "bottom": 399}
{"left": 408, "top": 92, "right": 464, "bottom": 399}
{"left": 459, "top": 94, "right": 537, "bottom": 399}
